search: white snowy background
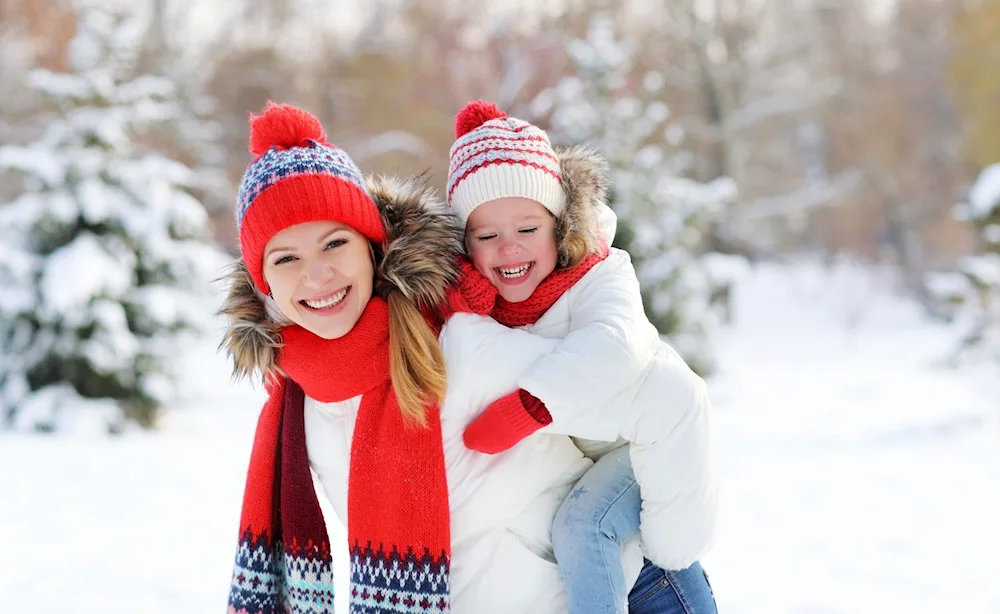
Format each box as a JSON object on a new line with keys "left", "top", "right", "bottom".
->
{"left": 3, "top": 2, "right": 1000, "bottom": 613}
{"left": 1, "top": 259, "right": 997, "bottom": 614}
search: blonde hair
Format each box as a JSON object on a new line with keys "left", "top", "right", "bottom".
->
{"left": 386, "top": 289, "right": 447, "bottom": 427}
{"left": 558, "top": 228, "right": 591, "bottom": 269}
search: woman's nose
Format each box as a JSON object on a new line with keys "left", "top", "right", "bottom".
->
{"left": 303, "top": 259, "right": 335, "bottom": 286}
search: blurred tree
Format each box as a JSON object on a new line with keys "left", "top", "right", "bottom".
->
{"left": 949, "top": 0, "right": 1000, "bottom": 168}
{"left": 534, "top": 10, "right": 738, "bottom": 374}
{"left": 928, "top": 163, "right": 1000, "bottom": 362}
{"left": 0, "top": 6, "right": 224, "bottom": 433}
{"left": 649, "top": 0, "right": 859, "bottom": 257}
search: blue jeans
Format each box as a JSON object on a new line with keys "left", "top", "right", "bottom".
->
{"left": 628, "top": 560, "right": 717, "bottom": 614}
{"left": 552, "top": 445, "right": 717, "bottom": 614}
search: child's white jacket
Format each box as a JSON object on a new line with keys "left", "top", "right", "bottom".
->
{"left": 511, "top": 146, "right": 720, "bottom": 570}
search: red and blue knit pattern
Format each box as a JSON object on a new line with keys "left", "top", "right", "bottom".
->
{"left": 228, "top": 530, "right": 336, "bottom": 614}
{"left": 447, "top": 118, "right": 560, "bottom": 201}
{"left": 235, "top": 143, "right": 370, "bottom": 232}
{"left": 349, "top": 544, "right": 450, "bottom": 613}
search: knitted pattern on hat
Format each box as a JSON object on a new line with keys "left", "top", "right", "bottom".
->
{"left": 235, "top": 101, "right": 386, "bottom": 293}
{"left": 447, "top": 100, "right": 565, "bottom": 226}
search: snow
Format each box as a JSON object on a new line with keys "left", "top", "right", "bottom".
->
{"left": 2, "top": 261, "right": 996, "bottom": 613}
{"left": 0, "top": 143, "right": 68, "bottom": 186}
{"left": 969, "top": 163, "right": 1000, "bottom": 219}
{"left": 12, "top": 384, "right": 121, "bottom": 435}
{"left": 702, "top": 262, "right": 999, "bottom": 614}
{"left": 40, "top": 233, "right": 135, "bottom": 314}
{"left": 962, "top": 253, "right": 1000, "bottom": 287}
{"left": 0, "top": 241, "right": 38, "bottom": 312}
{"left": 81, "top": 299, "right": 140, "bottom": 373}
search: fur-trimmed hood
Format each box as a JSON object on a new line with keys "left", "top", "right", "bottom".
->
{"left": 219, "top": 175, "right": 463, "bottom": 381}
{"left": 553, "top": 145, "right": 613, "bottom": 266}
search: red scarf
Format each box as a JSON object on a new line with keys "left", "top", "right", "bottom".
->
{"left": 228, "top": 298, "right": 451, "bottom": 614}
{"left": 446, "top": 243, "right": 610, "bottom": 327}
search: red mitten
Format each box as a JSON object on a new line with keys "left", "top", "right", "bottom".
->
{"left": 463, "top": 389, "right": 553, "bottom": 454}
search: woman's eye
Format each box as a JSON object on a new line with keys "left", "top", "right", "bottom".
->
{"left": 326, "top": 238, "right": 347, "bottom": 250}
{"left": 519, "top": 227, "right": 539, "bottom": 234}
{"left": 274, "top": 255, "right": 296, "bottom": 265}
{"left": 476, "top": 234, "right": 497, "bottom": 242}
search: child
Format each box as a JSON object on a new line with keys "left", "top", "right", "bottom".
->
{"left": 446, "top": 101, "right": 719, "bottom": 614}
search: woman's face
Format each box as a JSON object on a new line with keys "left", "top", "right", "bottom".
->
{"left": 263, "top": 220, "right": 374, "bottom": 339}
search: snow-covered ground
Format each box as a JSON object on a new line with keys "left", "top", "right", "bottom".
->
{"left": 1, "top": 261, "right": 997, "bottom": 614}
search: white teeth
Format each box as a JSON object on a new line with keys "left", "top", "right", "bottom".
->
{"left": 303, "top": 289, "right": 348, "bottom": 309}
{"left": 498, "top": 264, "right": 531, "bottom": 278}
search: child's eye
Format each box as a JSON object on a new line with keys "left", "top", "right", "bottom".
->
{"left": 476, "top": 234, "right": 497, "bottom": 242}
{"left": 519, "top": 227, "right": 539, "bottom": 234}
{"left": 273, "top": 254, "right": 297, "bottom": 266}
{"left": 325, "top": 238, "right": 348, "bottom": 250}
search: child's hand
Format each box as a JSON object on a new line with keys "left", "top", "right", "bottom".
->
{"left": 462, "top": 389, "right": 552, "bottom": 454}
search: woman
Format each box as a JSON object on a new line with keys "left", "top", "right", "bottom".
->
{"left": 220, "top": 102, "right": 644, "bottom": 614}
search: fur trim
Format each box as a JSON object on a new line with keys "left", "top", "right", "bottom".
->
{"left": 218, "top": 260, "right": 284, "bottom": 381}
{"left": 554, "top": 145, "right": 610, "bottom": 267}
{"left": 219, "top": 175, "right": 463, "bottom": 381}
{"left": 368, "top": 175, "right": 464, "bottom": 310}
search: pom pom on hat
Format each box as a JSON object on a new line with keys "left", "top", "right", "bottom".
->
{"left": 249, "top": 100, "right": 328, "bottom": 157}
{"left": 455, "top": 100, "right": 507, "bottom": 138}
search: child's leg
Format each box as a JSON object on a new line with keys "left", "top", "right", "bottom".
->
{"left": 552, "top": 445, "right": 639, "bottom": 614}
{"left": 627, "top": 559, "right": 718, "bottom": 614}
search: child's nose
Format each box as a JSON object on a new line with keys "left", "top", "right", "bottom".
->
{"left": 499, "top": 239, "right": 520, "bottom": 256}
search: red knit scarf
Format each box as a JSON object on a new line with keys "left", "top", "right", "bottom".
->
{"left": 228, "top": 298, "right": 451, "bottom": 614}
{"left": 448, "top": 242, "right": 610, "bottom": 327}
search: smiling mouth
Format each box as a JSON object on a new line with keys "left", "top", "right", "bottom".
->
{"left": 300, "top": 287, "right": 350, "bottom": 310}
{"left": 496, "top": 263, "right": 533, "bottom": 279}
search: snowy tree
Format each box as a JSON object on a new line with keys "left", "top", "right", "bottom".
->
{"left": 653, "top": 0, "right": 866, "bottom": 256}
{"left": 531, "top": 12, "right": 738, "bottom": 374}
{"left": 950, "top": 163, "right": 1000, "bottom": 360}
{"left": 929, "top": 164, "right": 1000, "bottom": 362}
{"left": 0, "top": 6, "right": 225, "bottom": 433}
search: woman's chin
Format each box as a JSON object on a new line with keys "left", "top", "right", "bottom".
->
{"left": 298, "top": 304, "right": 363, "bottom": 339}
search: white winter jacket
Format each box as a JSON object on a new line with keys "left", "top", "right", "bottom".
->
{"left": 304, "top": 313, "right": 645, "bottom": 614}
{"left": 515, "top": 246, "right": 719, "bottom": 570}
{"left": 473, "top": 145, "right": 719, "bottom": 570}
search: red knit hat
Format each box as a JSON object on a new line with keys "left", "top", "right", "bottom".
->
{"left": 235, "top": 101, "right": 386, "bottom": 293}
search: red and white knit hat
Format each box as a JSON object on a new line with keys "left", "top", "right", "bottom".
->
{"left": 446, "top": 100, "right": 565, "bottom": 226}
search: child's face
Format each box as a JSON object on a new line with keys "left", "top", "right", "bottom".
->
{"left": 465, "top": 197, "right": 558, "bottom": 303}
{"left": 263, "top": 220, "right": 374, "bottom": 339}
